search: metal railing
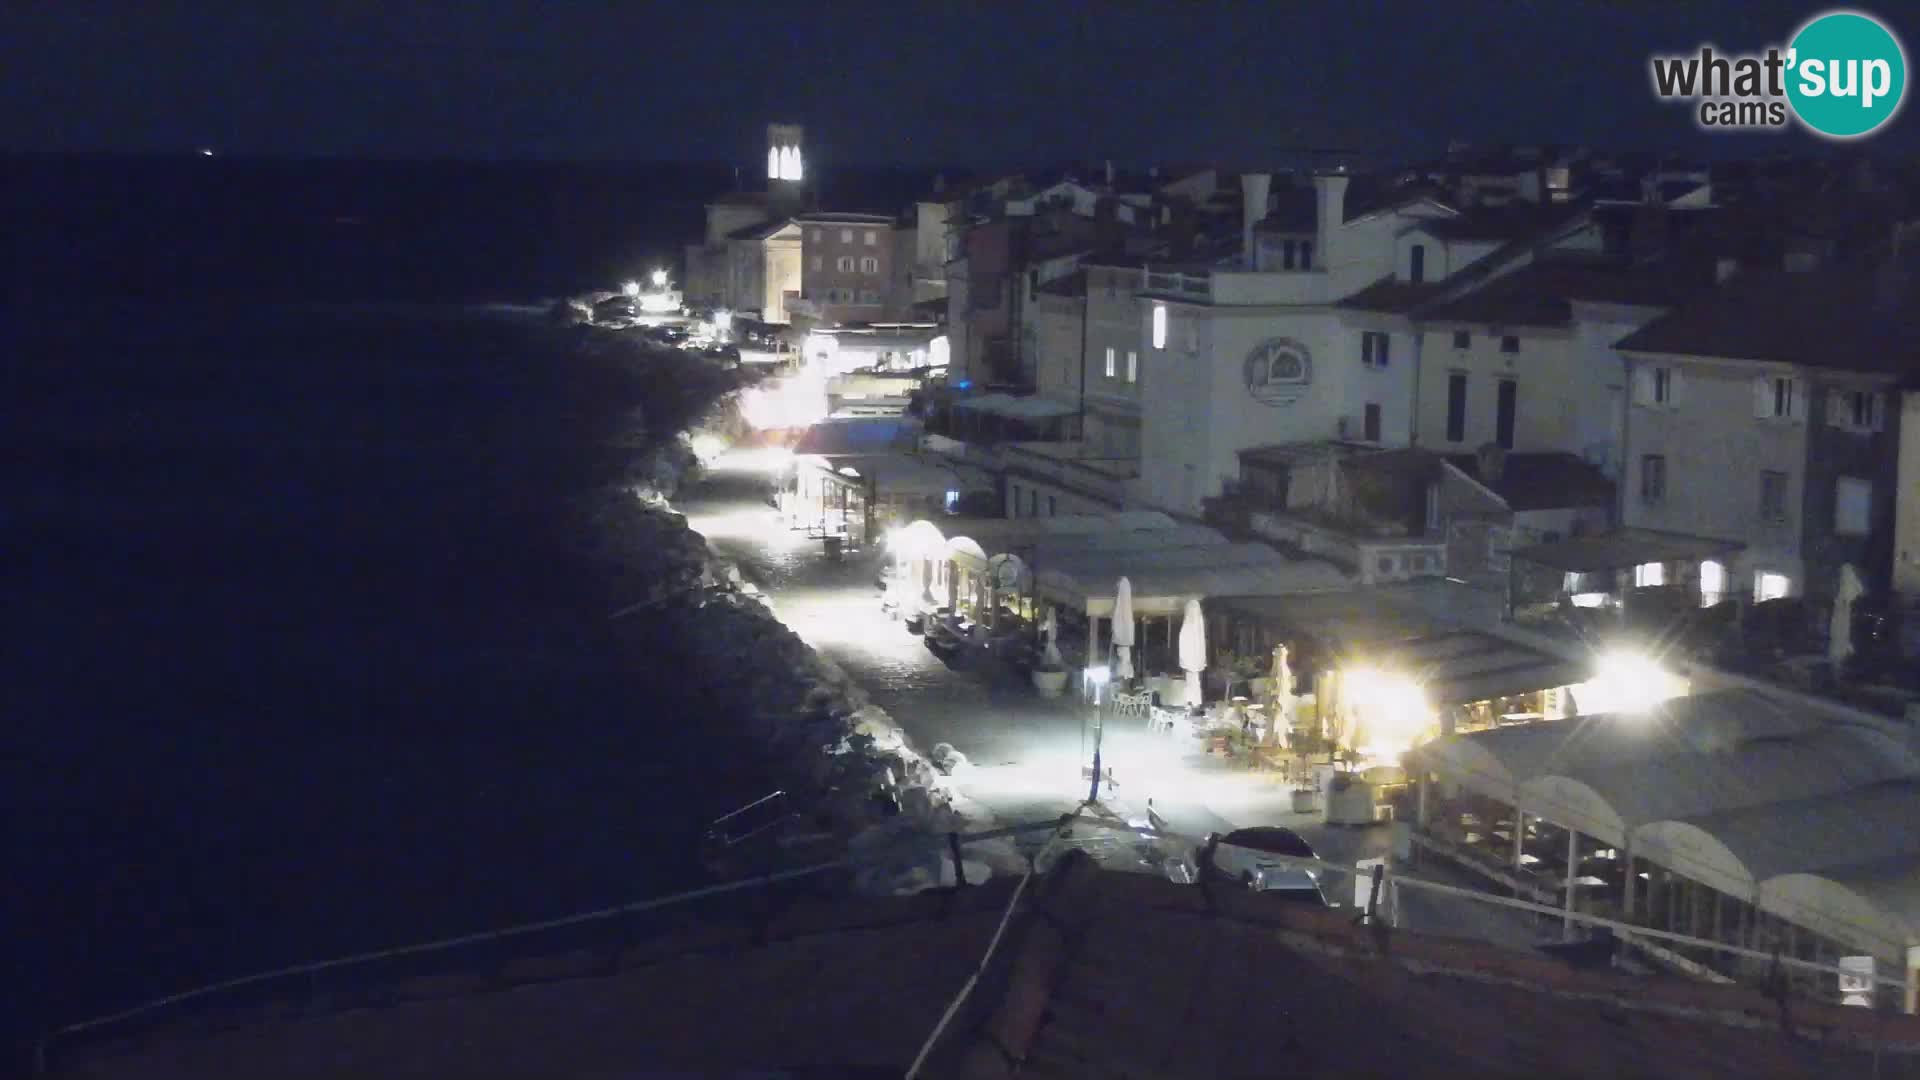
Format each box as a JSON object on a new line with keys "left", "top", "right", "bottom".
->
{"left": 36, "top": 811, "right": 1920, "bottom": 1073}
{"left": 32, "top": 813, "right": 1088, "bottom": 1075}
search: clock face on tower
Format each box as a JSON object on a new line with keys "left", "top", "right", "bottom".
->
{"left": 1243, "top": 338, "right": 1313, "bottom": 406}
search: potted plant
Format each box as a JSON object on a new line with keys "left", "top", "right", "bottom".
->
{"left": 1030, "top": 624, "right": 1068, "bottom": 698}
{"left": 1031, "top": 657, "right": 1069, "bottom": 697}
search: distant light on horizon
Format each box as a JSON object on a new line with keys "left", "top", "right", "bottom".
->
{"left": 199, "top": 147, "right": 214, "bottom": 157}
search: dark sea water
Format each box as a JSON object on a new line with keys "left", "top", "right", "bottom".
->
{"left": 3, "top": 301, "right": 754, "bottom": 1060}
{"left": 2, "top": 156, "right": 941, "bottom": 1065}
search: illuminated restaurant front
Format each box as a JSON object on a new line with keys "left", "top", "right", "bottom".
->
{"left": 1209, "top": 589, "right": 1639, "bottom": 770}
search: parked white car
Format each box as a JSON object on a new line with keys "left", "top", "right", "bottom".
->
{"left": 1186, "top": 827, "right": 1331, "bottom": 905}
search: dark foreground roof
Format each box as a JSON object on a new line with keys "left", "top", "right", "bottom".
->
{"left": 1617, "top": 267, "right": 1920, "bottom": 374}
{"left": 55, "top": 852, "right": 1920, "bottom": 1079}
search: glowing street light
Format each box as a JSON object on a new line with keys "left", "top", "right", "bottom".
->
{"left": 651, "top": 268, "right": 669, "bottom": 289}
{"left": 622, "top": 280, "right": 641, "bottom": 298}
{"left": 1342, "top": 666, "right": 1432, "bottom": 761}
{"left": 714, "top": 309, "right": 734, "bottom": 333}
{"left": 1584, "top": 649, "right": 1683, "bottom": 716}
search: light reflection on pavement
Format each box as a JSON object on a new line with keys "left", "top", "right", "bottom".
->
{"left": 677, "top": 452, "right": 1556, "bottom": 949}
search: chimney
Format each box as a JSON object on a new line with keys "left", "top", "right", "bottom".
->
{"left": 1716, "top": 257, "right": 1740, "bottom": 283}
{"left": 1240, "top": 172, "right": 1271, "bottom": 270}
{"left": 1313, "top": 172, "right": 1350, "bottom": 277}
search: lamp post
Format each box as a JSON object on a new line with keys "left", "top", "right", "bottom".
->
{"left": 1085, "top": 664, "right": 1111, "bottom": 803}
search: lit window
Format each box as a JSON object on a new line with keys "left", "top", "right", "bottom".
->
{"left": 1105, "top": 347, "right": 1116, "bottom": 377}
{"left": 840, "top": 229, "right": 852, "bottom": 243}
{"left": 860, "top": 256, "right": 879, "bottom": 273}
{"left": 837, "top": 256, "right": 854, "bottom": 272}
{"left": 1633, "top": 561, "right": 1665, "bottom": 587}
{"left": 1126, "top": 350, "right": 1137, "bottom": 384}
{"left": 1152, "top": 304, "right": 1168, "bottom": 349}
{"left": 1755, "top": 572, "right": 1791, "bottom": 602}
{"left": 1700, "top": 560, "right": 1726, "bottom": 602}
{"left": 864, "top": 230, "right": 876, "bottom": 245}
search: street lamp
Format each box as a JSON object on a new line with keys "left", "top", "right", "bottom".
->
{"left": 1085, "top": 664, "right": 1111, "bottom": 803}
{"left": 622, "top": 280, "right": 641, "bottom": 298}
{"left": 651, "top": 269, "right": 669, "bottom": 289}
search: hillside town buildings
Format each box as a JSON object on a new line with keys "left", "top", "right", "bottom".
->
{"left": 688, "top": 129, "right": 1920, "bottom": 1013}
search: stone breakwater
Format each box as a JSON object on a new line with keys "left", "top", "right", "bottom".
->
{"left": 585, "top": 448, "right": 1019, "bottom": 891}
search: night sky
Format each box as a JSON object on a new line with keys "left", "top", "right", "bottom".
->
{"left": 2, "top": 1, "right": 1912, "bottom": 166}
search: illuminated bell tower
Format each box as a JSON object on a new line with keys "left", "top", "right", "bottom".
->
{"left": 767, "top": 122, "right": 805, "bottom": 213}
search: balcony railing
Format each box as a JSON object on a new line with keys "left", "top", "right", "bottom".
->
{"left": 1138, "top": 269, "right": 1329, "bottom": 306}
{"left": 1142, "top": 271, "right": 1211, "bottom": 298}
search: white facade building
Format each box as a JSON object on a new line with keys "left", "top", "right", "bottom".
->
{"left": 1131, "top": 174, "right": 1464, "bottom": 515}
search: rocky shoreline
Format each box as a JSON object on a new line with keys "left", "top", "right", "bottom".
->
{"left": 571, "top": 371, "right": 1019, "bottom": 891}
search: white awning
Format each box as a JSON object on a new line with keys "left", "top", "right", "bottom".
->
{"left": 1763, "top": 858, "right": 1920, "bottom": 961}
{"left": 952, "top": 393, "right": 1078, "bottom": 421}
{"left": 1415, "top": 689, "right": 1920, "bottom": 851}
{"left": 1633, "top": 780, "right": 1920, "bottom": 906}
{"left": 801, "top": 453, "right": 991, "bottom": 499}
{"left": 1038, "top": 546, "right": 1353, "bottom": 616}
{"left": 946, "top": 523, "right": 1228, "bottom": 577}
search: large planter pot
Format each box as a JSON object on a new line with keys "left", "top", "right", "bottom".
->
{"left": 1291, "top": 788, "right": 1319, "bottom": 814}
{"left": 1032, "top": 668, "right": 1069, "bottom": 698}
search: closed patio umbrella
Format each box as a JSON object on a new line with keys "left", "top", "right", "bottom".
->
{"left": 1112, "top": 577, "right": 1136, "bottom": 680}
{"left": 1830, "top": 563, "right": 1865, "bottom": 666}
{"left": 1178, "top": 598, "right": 1206, "bottom": 708}
{"left": 1271, "top": 644, "right": 1295, "bottom": 738}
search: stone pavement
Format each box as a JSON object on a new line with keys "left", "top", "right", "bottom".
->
{"left": 678, "top": 453, "right": 1554, "bottom": 949}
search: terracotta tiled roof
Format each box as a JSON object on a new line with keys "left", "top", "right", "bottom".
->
{"left": 1445, "top": 451, "right": 1616, "bottom": 511}
{"left": 726, "top": 216, "right": 795, "bottom": 242}
{"left": 1420, "top": 255, "right": 1716, "bottom": 328}
{"left": 1412, "top": 201, "right": 1588, "bottom": 244}
{"left": 1615, "top": 267, "right": 1920, "bottom": 374}
{"left": 1336, "top": 276, "right": 1449, "bottom": 314}
{"left": 56, "top": 853, "right": 1920, "bottom": 1079}
{"left": 1034, "top": 269, "right": 1087, "bottom": 298}
{"left": 797, "top": 211, "right": 894, "bottom": 226}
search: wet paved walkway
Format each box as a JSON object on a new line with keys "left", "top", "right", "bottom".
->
{"left": 677, "top": 452, "right": 1559, "bottom": 948}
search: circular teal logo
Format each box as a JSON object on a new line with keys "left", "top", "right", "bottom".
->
{"left": 1786, "top": 10, "right": 1907, "bottom": 139}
